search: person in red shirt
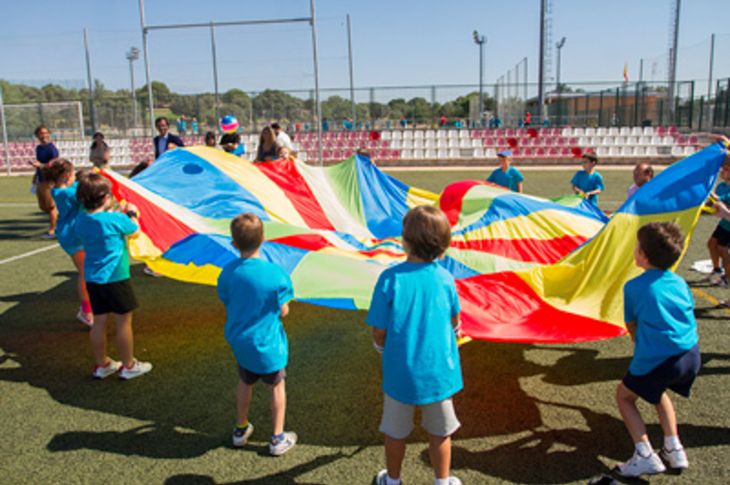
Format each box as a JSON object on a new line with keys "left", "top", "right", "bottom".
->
{"left": 524, "top": 111, "right": 532, "bottom": 126}
{"left": 439, "top": 115, "right": 447, "bottom": 127}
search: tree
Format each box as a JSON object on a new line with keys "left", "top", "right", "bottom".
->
{"left": 136, "top": 81, "right": 172, "bottom": 107}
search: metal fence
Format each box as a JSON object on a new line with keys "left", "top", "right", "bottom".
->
{"left": 3, "top": 79, "right": 730, "bottom": 146}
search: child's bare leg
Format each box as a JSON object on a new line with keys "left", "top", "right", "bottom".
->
{"left": 655, "top": 392, "right": 678, "bottom": 438}
{"left": 270, "top": 379, "right": 286, "bottom": 436}
{"left": 115, "top": 312, "right": 135, "bottom": 368}
{"left": 428, "top": 434, "right": 451, "bottom": 480}
{"left": 49, "top": 206, "right": 58, "bottom": 233}
{"left": 89, "top": 314, "right": 108, "bottom": 366}
{"left": 236, "top": 380, "right": 253, "bottom": 425}
{"left": 720, "top": 245, "right": 730, "bottom": 276}
{"left": 70, "top": 252, "right": 90, "bottom": 305}
{"left": 708, "top": 237, "right": 720, "bottom": 268}
{"left": 384, "top": 435, "right": 406, "bottom": 480}
{"left": 616, "top": 383, "right": 650, "bottom": 445}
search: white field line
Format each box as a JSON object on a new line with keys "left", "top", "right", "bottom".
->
{"left": 0, "top": 244, "right": 59, "bottom": 266}
{"left": 0, "top": 203, "right": 37, "bottom": 207}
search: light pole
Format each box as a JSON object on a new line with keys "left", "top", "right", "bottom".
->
{"left": 555, "top": 37, "right": 566, "bottom": 125}
{"left": 473, "top": 30, "right": 486, "bottom": 127}
{"left": 126, "top": 47, "right": 141, "bottom": 130}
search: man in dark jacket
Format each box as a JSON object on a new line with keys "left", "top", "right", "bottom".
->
{"left": 153, "top": 117, "right": 184, "bottom": 159}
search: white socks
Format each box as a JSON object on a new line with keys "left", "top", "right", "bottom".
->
{"left": 385, "top": 476, "right": 401, "bottom": 485}
{"left": 635, "top": 440, "right": 653, "bottom": 457}
{"left": 435, "top": 479, "right": 450, "bottom": 485}
{"left": 664, "top": 435, "right": 682, "bottom": 450}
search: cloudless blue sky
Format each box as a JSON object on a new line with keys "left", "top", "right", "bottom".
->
{"left": 1, "top": 0, "right": 729, "bottom": 99}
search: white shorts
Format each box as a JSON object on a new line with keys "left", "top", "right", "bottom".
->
{"left": 379, "top": 394, "right": 461, "bottom": 440}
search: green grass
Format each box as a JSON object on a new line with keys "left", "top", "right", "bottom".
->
{"left": 1, "top": 172, "right": 729, "bottom": 484}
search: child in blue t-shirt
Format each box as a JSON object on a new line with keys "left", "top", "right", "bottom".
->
{"left": 571, "top": 152, "right": 604, "bottom": 205}
{"left": 706, "top": 162, "right": 730, "bottom": 286}
{"left": 42, "top": 159, "right": 92, "bottom": 326}
{"left": 75, "top": 173, "right": 152, "bottom": 381}
{"left": 217, "top": 213, "right": 297, "bottom": 456}
{"left": 367, "top": 206, "right": 463, "bottom": 485}
{"left": 614, "top": 222, "right": 700, "bottom": 478}
{"left": 487, "top": 150, "right": 524, "bottom": 193}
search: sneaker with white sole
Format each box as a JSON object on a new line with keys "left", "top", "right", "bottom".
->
{"left": 614, "top": 451, "right": 666, "bottom": 477}
{"left": 269, "top": 431, "right": 297, "bottom": 456}
{"left": 143, "top": 266, "right": 162, "bottom": 277}
{"left": 661, "top": 446, "right": 689, "bottom": 469}
{"left": 232, "top": 423, "right": 254, "bottom": 448}
{"left": 40, "top": 232, "right": 56, "bottom": 240}
{"left": 375, "top": 470, "right": 400, "bottom": 485}
{"left": 118, "top": 360, "right": 153, "bottom": 380}
{"left": 92, "top": 359, "right": 121, "bottom": 379}
{"left": 76, "top": 309, "right": 94, "bottom": 327}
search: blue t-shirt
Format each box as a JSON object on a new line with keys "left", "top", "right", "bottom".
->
{"left": 623, "top": 269, "right": 699, "bottom": 376}
{"left": 51, "top": 182, "right": 83, "bottom": 255}
{"left": 571, "top": 170, "right": 605, "bottom": 204}
{"left": 75, "top": 211, "right": 139, "bottom": 284}
{"left": 218, "top": 258, "right": 294, "bottom": 375}
{"left": 487, "top": 166, "right": 524, "bottom": 192}
{"left": 366, "top": 261, "right": 463, "bottom": 405}
{"left": 35, "top": 143, "right": 59, "bottom": 181}
{"left": 716, "top": 181, "right": 730, "bottom": 231}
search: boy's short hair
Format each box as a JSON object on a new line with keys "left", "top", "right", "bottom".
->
{"left": 76, "top": 172, "right": 112, "bottom": 211}
{"left": 155, "top": 116, "right": 168, "bottom": 127}
{"left": 271, "top": 122, "right": 281, "bottom": 130}
{"left": 34, "top": 125, "right": 49, "bottom": 137}
{"left": 402, "top": 206, "right": 452, "bottom": 261}
{"left": 42, "top": 158, "right": 73, "bottom": 185}
{"left": 230, "top": 213, "right": 264, "bottom": 253}
{"left": 636, "top": 162, "right": 654, "bottom": 176}
{"left": 637, "top": 222, "right": 684, "bottom": 269}
{"left": 582, "top": 152, "right": 598, "bottom": 164}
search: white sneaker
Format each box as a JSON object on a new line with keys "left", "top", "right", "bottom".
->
{"left": 92, "top": 359, "right": 121, "bottom": 379}
{"left": 615, "top": 451, "right": 666, "bottom": 477}
{"left": 269, "top": 431, "right": 297, "bottom": 456}
{"left": 446, "top": 478, "right": 462, "bottom": 485}
{"left": 76, "top": 309, "right": 94, "bottom": 327}
{"left": 143, "top": 266, "right": 161, "bottom": 277}
{"left": 375, "top": 470, "right": 397, "bottom": 485}
{"left": 232, "top": 423, "right": 254, "bottom": 448}
{"left": 661, "top": 446, "right": 689, "bottom": 469}
{"left": 40, "top": 232, "right": 56, "bottom": 240}
{"left": 118, "top": 360, "right": 153, "bottom": 380}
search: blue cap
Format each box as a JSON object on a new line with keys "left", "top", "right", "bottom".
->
{"left": 497, "top": 149, "right": 513, "bottom": 157}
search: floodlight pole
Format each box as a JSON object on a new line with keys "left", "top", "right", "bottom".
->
{"left": 310, "top": 0, "right": 323, "bottom": 166}
{"left": 138, "top": 0, "right": 155, "bottom": 136}
{"left": 210, "top": 22, "right": 221, "bottom": 126}
{"left": 346, "top": 14, "right": 356, "bottom": 128}
{"left": 538, "top": 0, "right": 546, "bottom": 120}
{"left": 555, "top": 37, "right": 566, "bottom": 126}
{"left": 126, "top": 47, "right": 140, "bottom": 129}
{"left": 0, "top": 85, "right": 10, "bottom": 175}
{"left": 473, "top": 31, "right": 486, "bottom": 127}
{"left": 83, "top": 28, "right": 97, "bottom": 134}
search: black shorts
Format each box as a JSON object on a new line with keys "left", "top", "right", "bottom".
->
{"left": 711, "top": 224, "right": 730, "bottom": 247}
{"left": 86, "top": 279, "right": 139, "bottom": 315}
{"left": 623, "top": 344, "right": 701, "bottom": 405}
{"left": 238, "top": 366, "right": 286, "bottom": 386}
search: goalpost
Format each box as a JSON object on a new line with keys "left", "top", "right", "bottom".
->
{"left": 137, "top": 0, "right": 324, "bottom": 165}
{"left": 0, "top": 94, "right": 85, "bottom": 175}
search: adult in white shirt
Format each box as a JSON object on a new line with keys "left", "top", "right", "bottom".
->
{"left": 271, "top": 123, "right": 293, "bottom": 150}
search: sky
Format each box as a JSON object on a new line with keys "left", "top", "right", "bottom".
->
{"left": 1, "top": 0, "right": 729, "bottom": 101}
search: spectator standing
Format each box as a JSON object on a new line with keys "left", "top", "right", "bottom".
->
{"left": 255, "top": 127, "right": 280, "bottom": 162}
{"left": 89, "top": 132, "right": 110, "bottom": 169}
{"left": 153, "top": 117, "right": 185, "bottom": 159}
{"left": 191, "top": 117, "right": 199, "bottom": 136}
{"left": 271, "top": 123, "right": 294, "bottom": 150}
{"left": 29, "top": 125, "right": 59, "bottom": 239}
{"left": 205, "top": 131, "right": 217, "bottom": 148}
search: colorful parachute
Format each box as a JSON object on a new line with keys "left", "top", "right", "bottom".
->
{"left": 101, "top": 142, "right": 727, "bottom": 343}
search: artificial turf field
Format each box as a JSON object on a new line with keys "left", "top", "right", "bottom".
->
{"left": 1, "top": 168, "right": 729, "bottom": 485}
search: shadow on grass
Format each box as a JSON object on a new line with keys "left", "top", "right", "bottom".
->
{"left": 2, "top": 267, "right": 730, "bottom": 482}
{"left": 0, "top": 214, "right": 50, "bottom": 240}
{"left": 443, "top": 398, "right": 730, "bottom": 484}
{"left": 163, "top": 450, "right": 349, "bottom": 485}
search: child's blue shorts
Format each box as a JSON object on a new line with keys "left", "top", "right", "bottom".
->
{"left": 623, "top": 344, "right": 701, "bottom": 405}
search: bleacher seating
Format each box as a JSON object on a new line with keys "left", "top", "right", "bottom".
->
{"left": 0, "top": 126, "right": 703, "bottom": 171}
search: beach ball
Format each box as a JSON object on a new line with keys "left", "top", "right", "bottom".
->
{"left": 220, "top": 115, "right": 239, "bottom": 134}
